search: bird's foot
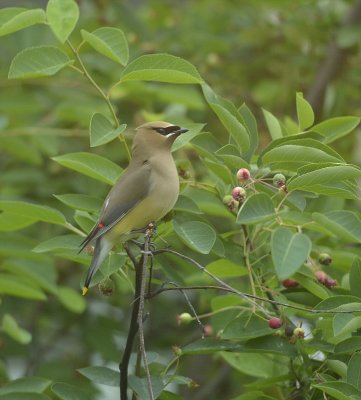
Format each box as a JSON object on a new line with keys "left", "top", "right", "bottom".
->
{"left": 140, "top": 249, "right": 153, "bottom": 256}
{"left": 145, "top": 222, "right": 157, "bottom": 238}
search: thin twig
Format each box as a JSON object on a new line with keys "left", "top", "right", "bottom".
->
{"left": 241, "top": 225, "right": 257, "bottom": 312}
{"left": 167, "top": 282, "right": 204, "bottom": 336}
{"left": 149, "top": 284, "right": 361, "bottom": 315}
{"left": 66, "top": 40, "right": 131, "bottom": 161}
{"left": 152, "top": 248, "right": 272, "bottom": 319}
{"left": 137, "top": 227, "right": 155, "bottom": 400}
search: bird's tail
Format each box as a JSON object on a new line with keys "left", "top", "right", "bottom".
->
{"left": 82, "top": 237, "right": 113, "bottom": 295}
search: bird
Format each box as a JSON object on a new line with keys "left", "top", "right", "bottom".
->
{"left": 79, "top": 121, "right": 188, "bottom": 295}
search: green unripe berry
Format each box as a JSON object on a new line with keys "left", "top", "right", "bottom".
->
{"left": 273, "top": 173, "right": 286, "bottom": 188}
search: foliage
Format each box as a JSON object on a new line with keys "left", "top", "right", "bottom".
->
{"left": 0, "top": 1, "right": 361, "bottom": 400}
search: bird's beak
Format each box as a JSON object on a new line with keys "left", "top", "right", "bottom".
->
{"left": 175, "top": 127, "right": 189, "bottom": 135}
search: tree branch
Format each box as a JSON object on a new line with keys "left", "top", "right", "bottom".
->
{"left": 120, "top": 244, "right": 141, "bottom": 400}
{"left": 306, "top": 0, "right": 361, "bottom": 119}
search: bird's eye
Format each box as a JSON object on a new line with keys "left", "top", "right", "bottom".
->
{"left": 155, "top": 128, "right": 166, "bottom": 134}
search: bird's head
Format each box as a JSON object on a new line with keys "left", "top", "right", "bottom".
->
{"left": 136, "top": 121, "right": 188, "bottom": 140}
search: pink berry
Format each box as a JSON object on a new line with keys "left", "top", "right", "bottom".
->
{"left": 231, "top": 186, "right": 246, "bottom": 202}
{"left": 268, "top": 317, "right": 283, "bottom": 329}
{"left": 282, "top": 278, "right": 299, "bottom": 288}
{"left": 203, "top": 324, "right": 213, "bottom": 337}
{"left": 324, "top": 277, "right": 337, "bottom": 288}
{"left": 315, "top": 270, "right": 327, "bottom": 284}
{"left": 236, "top": 168, "right": 251, "bottom": 181}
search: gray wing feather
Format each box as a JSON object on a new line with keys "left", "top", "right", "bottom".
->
{"left": 79, "top": 162, "right": 151, "bottom": 250}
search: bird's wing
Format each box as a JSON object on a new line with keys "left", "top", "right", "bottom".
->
{"left": 79, "top": 162, "right": 151, "bottom": 251}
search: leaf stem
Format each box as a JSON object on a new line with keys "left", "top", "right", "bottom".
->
{"left": 66, "top": 40, "right": 131, "bottom": 161}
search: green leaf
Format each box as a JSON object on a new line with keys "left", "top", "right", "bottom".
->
{"left": 0, "top": 274, "right": 46, "bottom": 300}
{"left": 216, "top": 153, "right": 250, "bottom": 170}
{"left": 262, "top": 109, "right": 282, "bottom": 139}
{"left": 0, "top": 201, "right": 66, "bottom": 225}
{"left": 237, "top": 193, "right": 275, "bottom": 225}
{"left": 335, "top": 337, "right": 361, "bottom": 354}
{"left": 202, "top": 158, "right": 234, "bottom": 184}
{"left": 296, "top": 92, "right": 314, "bottom": 130}
{"left": 0, "top": 8, "right": 46, "bottom": 37}
{"left": 57, "top": 287, "right": 86, "bottom": 313}
{"left": 90, "top": 113, "right": 126, "bottom": 147}
{"left": 288, "top": 164, "right": 361, "bottom": 192}
{"left": 206, "top": 259, "right": 248, "bottom": 278}
{"left": 33, "top": 234, "right": 83, "bottom": 253}
{"left": 128, "top": 376, "right": 164, "bottom": 400}
{"left": 8, "top": 46, "right": 73, "bottom": 79}
{"left": 261, "top": 143, "right": 343, "bottom": 169}
{"left": 78, "top": 366, "right": 119, "bottom": 387}
{"left": 230, "top": 391, "right": 277, "bottom": 400}
{"left": 333, "top": 314, "right": 354, "bottom": 336}
{"left": 54, "top": 194, "right": 102, "bottom": 213}
{"left": 315, "top": 296, "right": 361, "bottom": 311}
{"left": 257, "top": 132, "right": 324, "bottom": 166}
{"left": 222, "top": 315, "right": 271, "bottom": 340}
{"left": 312, "top": 211, "right": 361, "bottom": 243}
{"left": 271, "top": 227, "right": 312, "bottom": 279}
{"left": 0, "top": 394, "right": 51, "bottom": 400}
{"left": 313, "top": 381, "right": 361, "bottom": 400}
{"left": 238, "top": 103, "right": 259, "bottom": 162}
{"left": 2, "top": 314, "right": 32, "bottom": 344}
{"left": 0, "top": 211, "right": 37, "bottom": 231}
{"left": 347, "top": 353, "right": 361, "bottom": 389}
{"left": 172, "top": 123, "right": 205, "bottom": 152}
{"left": 350, "top": 259, "right": 361, "bottom": 297}
{"left": 52, "top": 152, "right": 122, "bottom": 185}
{"left": 221, "top": 352, "right": 287, "bottom": 379}
{"left": 173, "top": 195, "right": 203, "bottom": 215}
{"left": 46, "top": 0, "right": 79, "bottom": 43}
{"left": 121, "top": 54, "right": 203, "bottom": 84}
{"left": 81, "top": 27, "right": 129, "bottom": 65}
{"left": 202, "top": 83, "right": 250, "bottom": 152}
{"left": 173, "top": 221, "right": 216, "bottom": 254}
{"left": 182, "top": 338, "right": 242, "bottom": 355}
{"left": 2, "top": 259, "right": 57, "bottom": 294}
{"left": 313, "top": 116, "right": 360, "bottom": 143}
{"left": 51, "top": 383, "right": 89, "bottom": 400}
{"left": 294, "top": 271, "right": 330, "bottom": 300}
{"left": 244, "top": 335, "right": 297, "bottom": 356}
{"left": 0, "top": 377, "right": 51, "bottom": 396}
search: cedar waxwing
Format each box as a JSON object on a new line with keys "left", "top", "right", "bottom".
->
{"left": 80, "top": 121, "right": 188, "bottom": 295}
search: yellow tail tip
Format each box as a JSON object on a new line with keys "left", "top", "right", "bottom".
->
{"left": 82, "top": 287, "right": 88, "bottom": 296}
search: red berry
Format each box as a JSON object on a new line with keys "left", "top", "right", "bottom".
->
{"left": 236, "top": 168, "right": 251, "bottom": 181}
{"left": 282, "top": 278, "right": 299, "bottom": 288}
{"left": 315, "top": 270, "right": 327, "bottom": 284}
{"left": 268, "top": 317, "right": 283, "bottom": 329}
{"left": 231, "top": 186, "right": 246, "bottom": 202}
